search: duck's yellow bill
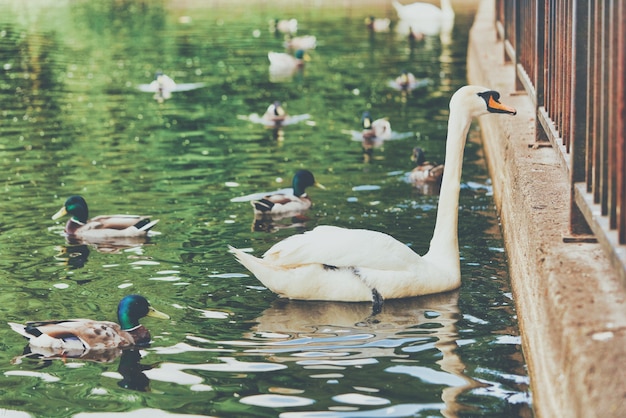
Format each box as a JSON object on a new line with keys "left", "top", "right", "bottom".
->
{"left": 315, "top": 181, "right": 326, "bottom": 190}
{"left": 52, "top": 206, "right": 68, "bottom": 220}
{"left": 147, "top": 306, "right": 170, "bottom": 320}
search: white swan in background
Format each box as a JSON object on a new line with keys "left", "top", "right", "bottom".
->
{"left": 230, "top": 86, "right": 516, "bottom": 310}
{"left": 393, "top": 0, "right": 455, "bottom": 39}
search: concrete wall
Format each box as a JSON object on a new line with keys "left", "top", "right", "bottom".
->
{"left": 467, "top": 1, "right": 626, "bottom": 417}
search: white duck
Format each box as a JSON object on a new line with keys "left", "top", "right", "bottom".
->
{"left": 229, "top": 86, "right": 516, "bottom": 309}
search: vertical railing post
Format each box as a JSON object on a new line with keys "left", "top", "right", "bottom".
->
{"left": 569, "top": 0, "right": 592, "bottom": 235}
{"left": 514, "top": 0, "right": 523, "bottom": 91}
{"left": 535, "top": 0, "right": 547, "bottom": 142}
{"left": 618, "top": 0, "right": 626, "bottom": 244}
{"left": 608, "top": 0, "right": 618, "bottom": 230}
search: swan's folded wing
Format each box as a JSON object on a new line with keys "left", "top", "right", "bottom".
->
{"left": 263, "top": 225, "right": 422, "bottom": 270}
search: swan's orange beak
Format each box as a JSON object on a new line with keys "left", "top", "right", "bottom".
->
{"left": 488, "top": 95, "right": 517, "bottom": 115}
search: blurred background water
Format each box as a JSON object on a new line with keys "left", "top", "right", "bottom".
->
{"left": 0, "top": 0, "right": 532, "bottom": 416}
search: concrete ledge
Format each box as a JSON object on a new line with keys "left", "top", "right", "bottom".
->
{"left": 467, "top": 1, "right": 626, "bottom": 417}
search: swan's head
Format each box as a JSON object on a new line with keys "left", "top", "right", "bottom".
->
{"left": 451, "top": 86, "right": 517, "bottom": 118}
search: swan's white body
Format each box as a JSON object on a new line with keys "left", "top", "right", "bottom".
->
{"left": 230, "top": 86, "right": 516, "bottom": 302}
{"left": 393, "top": 0, "right": 455, "bottom": 37}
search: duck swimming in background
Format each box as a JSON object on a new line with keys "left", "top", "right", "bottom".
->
{"left": 8, "top": 295, "right": 170, "bottom": 361}
{"left": 409, "top": 147, "right": 444, "bottom": 195}
{"left": 251, "top": 170, "right": 325, "bottom": 217}
{"left": 243, "top": 101, "right": 311, "bottom": 128}
{"left": 409, "top": 146, "right": 444, "bottom": 184}
{"left": 361, "top": 112, "right": 392, "bottom": 160}
{"left": 268, "top": 49, "right": 308, "bottom": 82}
{"left": 344, "top": 112, "right": 398, "bottom": 162}
{"left": 283, "top": 35, "right": 317, "bottom": 50}
{"left": 270, "top": 18, "right": 298, "bottom": 35}
{"left": 365, "top": 16, "right": 391, "bottom": 33}
{"left": 52, "top": 195, "right": 160, "bottom": 240}
{"left": 388, "top": 70, "right": 431, "bottom": 93}
{"left": 229, "top": 86, "right": 516, "bottom": 312}
{"left": 137, "top": 71, "right": 206, "bottom": 103}
{"left": 231, "top": 170, "right": 325, "bottom": 219}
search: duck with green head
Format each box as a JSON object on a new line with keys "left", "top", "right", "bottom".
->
{"left": 52, "top": 195, "right": 159, "bottom": 240}
{"left": 8, "top": 295, "right": 170, "bottom": 359}
{"left": 268, "top": 49, "right": 309, "bottom": 82}
{"left": 248, "top": 170, "right": 325, "bottom": 218}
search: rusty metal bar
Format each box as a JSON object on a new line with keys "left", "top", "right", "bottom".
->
{"left": 615, "top": 0, "right": 624, "bottom": 241}
{"left": 569, "top": 0, "right": 591, "bottom": 235}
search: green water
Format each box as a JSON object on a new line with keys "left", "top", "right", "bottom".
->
{"left": 0, "top": 1, "right": 531, "bottom": 416}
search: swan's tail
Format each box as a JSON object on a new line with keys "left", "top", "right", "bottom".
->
{"left": 229, "top": 246, "right": 268, "bottom": 272}
{"left": 228, "top": 246, "right": 285, "bottom": 293}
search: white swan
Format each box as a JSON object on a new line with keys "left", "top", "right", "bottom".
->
{"left": 230, "top": 86, "right": 516, "bottom": 308}
{"left": 393, "top": 0, "right": 455, "bottom": 37}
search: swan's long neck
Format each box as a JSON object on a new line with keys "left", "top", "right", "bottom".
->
{"left": 426, "top": 107, "right": 472, "bottom": 263}
{"left": 441, "top": 0, "right": 454, "bottom": 15}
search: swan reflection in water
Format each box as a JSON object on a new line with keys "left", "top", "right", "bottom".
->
{"left": 229, "top": 290, "right": 484, "bottom": 417}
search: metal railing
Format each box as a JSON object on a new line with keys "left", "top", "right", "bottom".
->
{"left": 495, "top": 0, "right": 626, "bottom": 280}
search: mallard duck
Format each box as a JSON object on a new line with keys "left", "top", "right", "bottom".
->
{"left": 263, "top": 100, "right": 287, "bottom": 125}
{"left": 268, "top": 49, "right": 307, "bottom": 71}
{"left": 365, "top": 16, "right": 391, "bottom": 33}
{"left": 229, "top": 86, "right": 516, "bottom": 311}
{"left": 261, "top": 101, "right": 310, "bottom": 127}
{"left": 356, "top": 111, "right": 392, "bottom": 161}
{"left": 241, "top": 170, "right": 325, "bottom": 217}
{"left": 388, "top": 70, "right": 430, "bottom": 92}
{"left": 137, "top": 71, "right": 206, "bottom": 103}
{"left": 242, "top": 101, "right": 311, "bottom": 130}
{"left": 270, "top": 18, "right": 298, "bottom": 35}
{"left": 8, "top": 295, "right": 170, "bottom": 356}
{"left": 52, "top": 195, "right": 160, "bottom": 239}
{"left": 268, "top": 49, "right": 309, "bottom": 83}
{"left": 409, "top": 147, "right": 444, "bottom": 184}
{"left": 393, "top": 0, "right": 455, "bottom": 37}
{"left": 283, "top": 35, "right": 317, "bottom": 50}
